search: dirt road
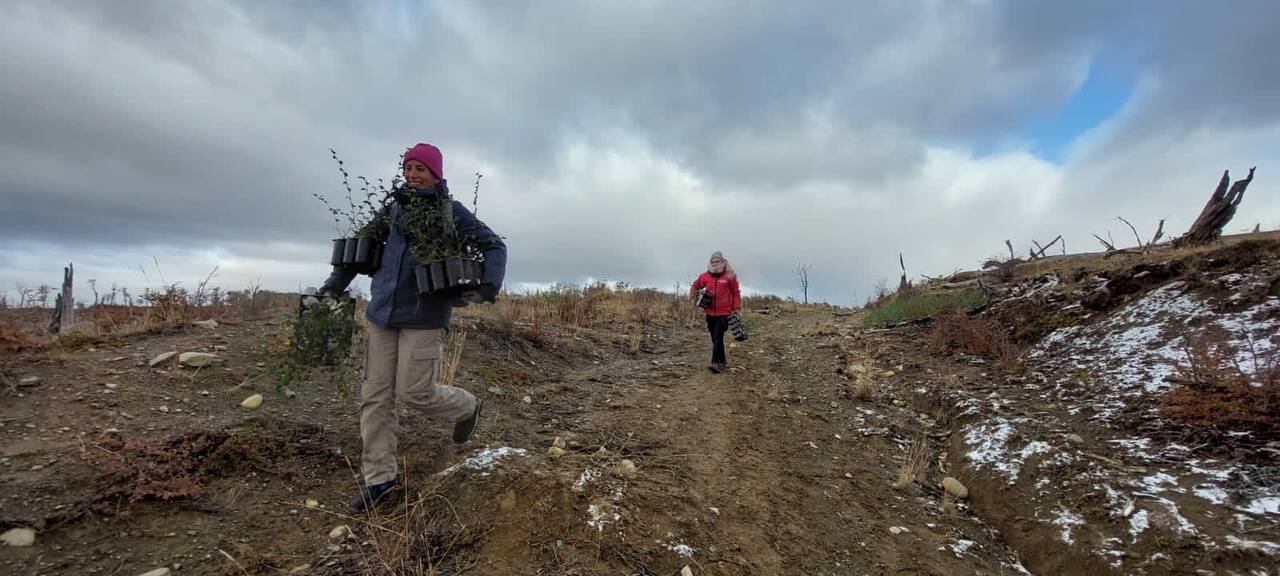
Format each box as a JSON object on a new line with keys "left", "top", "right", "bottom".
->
{"left": 1, "top": 307, "right": 1029, "bottom": 575}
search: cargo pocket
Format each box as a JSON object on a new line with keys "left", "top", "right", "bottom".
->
{"left": 410, "top": 341, "right": 443, "bottom": 388}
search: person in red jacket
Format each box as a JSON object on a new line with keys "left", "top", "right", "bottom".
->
{"left": 690, "top": 251, "right": 741, "bottom": 373}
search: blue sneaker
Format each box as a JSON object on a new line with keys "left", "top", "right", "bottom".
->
{"left": 351, "top": 479, "right": 400, "bottom": 512}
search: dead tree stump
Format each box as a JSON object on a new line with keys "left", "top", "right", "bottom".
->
{"left": 1174, "top": 168, "right": 1255, "bottom": 247}
{"left": 49, "top": 263, "right": 75, "bottom": 334}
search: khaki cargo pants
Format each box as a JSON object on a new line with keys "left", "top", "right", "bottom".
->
{"left": 361, "top": 323, "right": 477, "bottom": 485}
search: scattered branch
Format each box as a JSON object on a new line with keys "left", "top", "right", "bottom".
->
{"left": 1117, "top": 217, "right": 1144, "bottom": 249}
{"left": 1093, "top": 232, "right": 1117, "bottom": 252}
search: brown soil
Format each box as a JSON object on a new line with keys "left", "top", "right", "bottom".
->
{"left": 2, "top": 306, "right": 1030, "bottom": 575}
{"left": 2, "top": 234, "right": 1277, "bottom": 575}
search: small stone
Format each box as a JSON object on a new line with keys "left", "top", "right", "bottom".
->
{"left": 1, "top": 527, "right": 36, "bottom": 547}
{"left": 943, "top": 477, "right": 969, "bottom": 500}
{"left": 552, "top": 437, "right": 566, "bottom": 449}
{"left": 615, "top": 459, "right": 637, "bottom": 478}
{"left": 158, "top": 405, "right": 169, "bottom": 414}
{"left": 137, "top": 569, "right": 171, "bottom": 576}
{"left": 198, "top": 390, "right": 210, "bottom": 396}
{"left": 30, "top": 465, "right": 43, "bottom": 471}
{"left": 149, "top": 351, "right": 179, "bottom": 367}
{"left": 889, "top": 526, "right": 909, "bottom": 535}
{"left": 844, "top": 472, "right": 853, "bottom": 479}
{"left": 681, "top": 567, "right": 694, "bottom": 576}
{"left": 18, "top": 376, "right": 42, "bottom": 387}
{"left": 192, "top": 319, "right": 219, "bottom": 329}
{"left": 487, "top": 386, "right": 504, "bottom": 396}
{"left": 213, "top": 345, "right": 229, "bottom": 352}
{"left": 289, "top": 565, "right": 312, "bottom": 574}
{"left": 285, "top": 389, "right": 298, "bottom": 399}
{"left": 1066, "top": 434, "right": 1084, "bottom": 444}
{"left": 882, "top": 370, "right": 896, "bottom": 378}
{"left": 328, "top": 525, "right": 351, "bottom": 540}
{"left": 186, "top": 530, "right": 197, "bottom": 536}
{"left": 305, "top": 499, "right": 319, "bottom": 509}
{"left": 241, "top": 394, "right": 264, "bottom": 410}
{"left": 178, "top": 352, "right": 221, "bottom": 368}
{"left": 105, "top": 382, "right": 119, "bottom": 389}
{"left": 522, "top": 395, "right": 532, "bottom": 405}
{"left": 547, "top": 446, "right": 567, "bottom": 458}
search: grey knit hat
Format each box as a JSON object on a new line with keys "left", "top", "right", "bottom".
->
{"left": 710, "top": 251, "right": 724, "bottom": 260}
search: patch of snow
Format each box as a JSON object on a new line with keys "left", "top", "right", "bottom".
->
{"left": 587, "top": 503, "right": 620, "bottom": 532}
{"left": 662, "top": 539, "right": 696, "bottom": 558}
{"left": 946, "top": 539, "right": 976, "bottom": 558}
{"left": 1052, "top": 508, "right": 1086, "bottom": 544}
{"left": 573, "top": 468, "right": 601, "bottom": 493}
{"left": 1109, "top": 438, "right": 1152, "bottom": 451}
{"left": 965, "top": 418, "right": 1047, "bottom": 482}
{"left": 1193, "top": 485, "right": 1229, "bottom": 505}
{"left": 437, "top": 446, "right": 528, "bottom": 476}
{"left": 1003, "top": 561, "right": 1034, "bottom": 576}
{"left": 1226, "top": 535, "right": 1280, "bottom": 556}
{"left": 1019, "top": 441, "right": 1052, "bottom": 460}
{"left": 1187, "top": 461, "right": 1234, "bottom": 481}
{"left": 1030, "top": 282, "right": 1280, "bottom": 422}
{"left": 1151, "top": 497, "right": 1198, "bottom": 536}
{"left": 1140, "top": 472, "right": 1179, "bottom": 493}
{"left": 1129, "top": 510, "right": 1150, "bottom": 540}
{"left": 1240, "top": 496, "right": 1280, "bottom": 516}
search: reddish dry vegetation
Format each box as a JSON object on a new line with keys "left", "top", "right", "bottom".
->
{"left": 927, "top": 312, "right": 1019, "bottom": 368}
{"left": 1162, "top": 329, "right": 1280, "bottom": 437}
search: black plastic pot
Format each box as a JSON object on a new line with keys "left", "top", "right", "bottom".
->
{"left": 341, "top": 238, "right": 358, "bottom": 264}
{"left": 415, "top": 256, "right": 484, "bottom": 296}
{"left": 329, "top": 239, "right": 348, "bottom": 266}
{"left": 329, "top": 237, "right": 384, "bottom": 275}
{"left": 728, "top": 312, "right": 748, "bottom": 342}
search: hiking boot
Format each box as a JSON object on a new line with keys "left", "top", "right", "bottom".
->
{"left": 453, "top": 399, "right": 483, "bottom": 443}
{"left": 351, "top": 479, "right": 401, "bottom": 512}
{"left": 708, "top": 363, "right": 722, "bottom": 374}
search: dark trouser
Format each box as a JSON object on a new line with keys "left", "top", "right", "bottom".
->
{"left": 706, "top": 315, "right": 729, "bottom": 366}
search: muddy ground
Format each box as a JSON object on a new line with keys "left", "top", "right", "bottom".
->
{"left": 1, "top": 236, "right": 1277, "bottom": 575}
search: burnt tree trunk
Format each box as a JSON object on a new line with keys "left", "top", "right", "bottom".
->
{"left": 1174, "top": 168, "right": 1255, "bottom": 247}
{"left": 49, "top": 263, "right": 75, "bottom": 334}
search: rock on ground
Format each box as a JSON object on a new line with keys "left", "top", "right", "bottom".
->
{"left": 148, "top": 351, "right": 178, "bottom": 367}
{"left": 178, "top": 352, "right": 221, "bottom": 368}
{"left": 1, "top": 527, "right": 36, "bottom": 547}
{"left": 241, "top": 394, "right": 264, "bottom": 410}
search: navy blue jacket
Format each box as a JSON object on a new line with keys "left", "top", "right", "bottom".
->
{"left": 323, "top": 184, "right": 506, "bottom": 329}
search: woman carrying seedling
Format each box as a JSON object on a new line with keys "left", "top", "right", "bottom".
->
{"left": 320, "top": 143, "right": 506, "bottom": 511}
{"left": 690, "top": 251, "right": 741, "bottom": 373}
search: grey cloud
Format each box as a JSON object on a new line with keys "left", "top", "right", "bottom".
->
{"left": 3, "top": 0, "right": 1280, "bottom": 302}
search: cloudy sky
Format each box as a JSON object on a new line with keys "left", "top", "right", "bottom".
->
{"left": 2, "top": 0, "right": 1277, "bottom": 305}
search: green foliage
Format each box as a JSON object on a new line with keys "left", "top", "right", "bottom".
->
{"left": 863, "top": 287, "right": 988, "bottom": 328}
{"left": 400, "top": 192, "right": 485, "bottom": 263}
{"left": 313, "top": 148, "right": 394, "bottom": 238}
{"left": 266, "top": 297, "right": 361, "bottom": 398}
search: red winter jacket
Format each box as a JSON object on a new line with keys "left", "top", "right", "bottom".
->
{"left": 691, "top": 272, "right": 741, "bottom": 317}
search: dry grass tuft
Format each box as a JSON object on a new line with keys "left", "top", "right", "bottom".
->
{"left": 893, "top": 435, "right": 930, "bottom": 490}
{"left": 440, "top": 328, "right": 467, "bottom": 387}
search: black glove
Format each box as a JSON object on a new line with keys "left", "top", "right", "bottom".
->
{"left": 458, "top": 283, "right": 498, "bottom": 304}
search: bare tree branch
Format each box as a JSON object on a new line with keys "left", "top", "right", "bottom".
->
{"left": 1117, "top": 217, "right": 1144, "bottom": 249}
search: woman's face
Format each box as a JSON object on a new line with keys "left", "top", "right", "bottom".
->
{"left": 404, "top": 160, "right": 439, "bottom": 189}
{"left": 709, "top": 258, "right": 726, "bottom": 272}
